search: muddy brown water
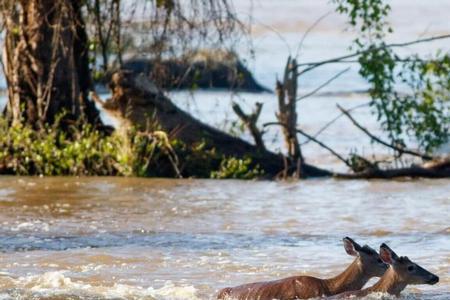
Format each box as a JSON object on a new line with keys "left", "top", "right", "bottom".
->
{"left": 0, "top": 177, "right": 448, "bottom": 299}
{"left": 0, "top": 1, "right": 449, "bottom": 299}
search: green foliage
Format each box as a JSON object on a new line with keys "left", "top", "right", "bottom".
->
{"left": 0, "top": 116, "right": 267, "bottom": 179}
{"left": 210, "top": 157, "right": 263, "bottom": 179}
{"left": 221, "top": 119, "right": 246, "bottom": 138}
{"left": 0, "top": 117, "right": 178, "bottom": 177}
{"left": 348, "top": 152, "right": 378, "bottom": 172}
{"left": 334, "top": 0, "right": 392, "bottom": 41}
{"left": 170, "top": 139, "right": 220, "bottom": 178}
{"left": 335, "top": 0, "right": 450, "bottom": 152}
{"left": 156, "top": 0, "right": 174, "bottom": 12}
{"left": 0, "top": 119, "right": 130, "bottom": 176}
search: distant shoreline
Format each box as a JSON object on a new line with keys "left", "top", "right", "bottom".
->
{"left": 0, "top": 87, "right": 371, "bottom": 98}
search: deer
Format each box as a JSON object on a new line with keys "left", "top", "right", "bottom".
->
{"left": 332, "top": 243, "right": 439, "bottom": 298}
{"left": 217, "top": 237, "right": 387, "bottom": 300}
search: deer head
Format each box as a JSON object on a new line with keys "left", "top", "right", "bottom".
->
{"left": 379, "top": 243, "right": 439, "bottom": 285}
{"left": 343, "top": 237, "right": 388, "bottom": 278}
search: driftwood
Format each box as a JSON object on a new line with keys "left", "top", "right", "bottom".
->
{"left": 96, "top": 70, "right": 331, "bottom": 178}
{"left": 264, "top": 121, "right": 450, "bottom": 179}
{"left": 94, "top": 70, "right": 449, "bottom": 180}
{"left": 336, "top": 158, "right": 450, "bottom": 179}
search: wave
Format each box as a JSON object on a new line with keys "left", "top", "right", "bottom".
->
{"left": 0, "top": 231, "right": 447, "bottom": 253}
{"left": 0, "top": 271, "right": 200, "bottom": 300}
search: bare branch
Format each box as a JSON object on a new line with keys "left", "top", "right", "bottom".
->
{"left": 296, "top": 34, "right": 450, "bottom": 77}
{"left": 297, "top": 67, "right": 350, "bottom": 101}
{"left": 301, "top": 102, "right": 370, "bottom": 146}
{"left": 89, "top": 91, "right": 105, "bottom": 106}
{"left": 296, "top": 128, "right": 352, "bottom": 169}
{"left": 294, "top": 10, "right": 333, "bottom": 59}
{"left": 264, "top": 121, "right": 352, "bottom": 170}
{"left": 232, "top": 101, "right": 266, "bottom": 151}
{"left": 337, "top": 104, "right": 434, "bottom": 161}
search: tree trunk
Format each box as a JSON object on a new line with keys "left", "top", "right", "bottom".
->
{"left": 335, "top": 157, "right": 450, "bottom": 179}
{"left": 94, "top": 70, "right": 331, "bottom": 178}
{"left": 2, "top": 0, "right": 101, "bottom": 128}
{"left": 276, "top": 57, "right": 305, "bottom": 177}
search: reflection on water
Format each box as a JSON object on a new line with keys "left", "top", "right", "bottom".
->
{"left": 0, "top": 177, "right": 448, "bottom": 299}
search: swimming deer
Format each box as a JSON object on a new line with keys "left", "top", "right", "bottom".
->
{"left": 217, "top": 237, "right": 387, "bottom": 300}
{"left": 333, "top": 243, "right": 439, "bottom": 298}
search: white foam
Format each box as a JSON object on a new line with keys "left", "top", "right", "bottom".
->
{"left": 11, "top": 220, "right": 50, "bottom": 232}
{"left": 351, "top": 292, "right": 424, "bottom": 300}
{"left": 7, "top": 271, "right": 201, "bottom": 299}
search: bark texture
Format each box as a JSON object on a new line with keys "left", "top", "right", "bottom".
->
{"left": 97, "top": 70, "right": 331, "bottom": 178}
{"left": 276, "top": 57, "right": 305, "bottom": 177}
{"left": 2, "top": 0, "right": 101, "bottom": 127}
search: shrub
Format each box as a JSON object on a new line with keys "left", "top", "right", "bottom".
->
{"left": 210, "top": 156, "right": 263, "bottom": 179}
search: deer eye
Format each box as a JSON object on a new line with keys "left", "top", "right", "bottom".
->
{"left": 407, "top": 265, "right": 415, "bottom": 272}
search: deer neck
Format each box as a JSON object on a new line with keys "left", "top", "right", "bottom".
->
{"left": 367, "top": 267, "right": 407, "bottom": 296}
{"left": 324, "top": 259, "right": 370, "bottom": 295}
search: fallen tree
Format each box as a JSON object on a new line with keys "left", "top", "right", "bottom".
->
{"left": 260, "top": 55, "right": 450, "bottom": 180}
{"left": 291, "top": 104, "right": 450, "bottom": 179}
{"left": 335, "top": 158, "right": 450, "bottom": 179}
{"left": 93, "top": 70, "right": 330, "bottom": 178}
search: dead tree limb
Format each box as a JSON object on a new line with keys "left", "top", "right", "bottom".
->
{"left": 89, "top": 91, "right": 105, "bottom": 106}
{"left": 265, "top": 121, "right": 355, "bottom": 171}
{"left": 337, "top": 104, "right": 434, "bottom": 161}
{"left": 99, "top": 71, "right": 332, "bottom": 178}
{"left": 301, "top": 102, "right": 370, "bottom": 146}
{"left": 297, "top": 67, "right": 350, "bottom": 101}
{"left": 276, "top": 56, "right": 304, "bottom": 177}
{"left": 232, "top": 102, "right": 266, "bottom": 151}
{"left": 335, "top": 158, "right": 450, "bottom": 179}
{"left": 296, "top": 128, "right": 353, "bottom": 169}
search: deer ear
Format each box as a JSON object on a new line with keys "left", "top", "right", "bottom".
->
{"left": 379, "top": 243, "right": 399, "bottom": 265}
{"left": 343, "top": 237, "right": 361, "bottom": 256}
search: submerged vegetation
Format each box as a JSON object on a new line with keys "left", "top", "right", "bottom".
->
{"left": 0, "top": 118, "right": 128, "bottom": 176}
{"left": 211, "top": 157, "right": 263, "bottom": 179}
{"left": 0, "top": 115, "right": 263, "bottom": 179}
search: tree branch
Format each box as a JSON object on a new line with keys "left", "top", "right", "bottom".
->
{"left": 301, "top": 102, "right": 370, "bottom": 146}
{"left": 297, "top": 67, "right": 350, "bottom": 101}
{"left": 296, "top": 34, "right": 450, "bottom": 76}
{"left": 232, "top": 101, "right": 266, "bottom": 151}
{"left": 337, "top": 104, "right": 434, "bottom": 161}
{"left": 296, "top": 128, "right": 352, "bottom": 169}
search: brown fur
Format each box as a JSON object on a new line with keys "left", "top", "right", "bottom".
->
{"left": 218, "top": 259, "right": 378, "bottom": 300}
{"left": 333, "top": 244, "right": 439, "bottom": 299}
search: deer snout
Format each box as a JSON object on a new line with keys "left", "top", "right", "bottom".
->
{"left": 426, "top": 274, "right": 439, "bottom": 285}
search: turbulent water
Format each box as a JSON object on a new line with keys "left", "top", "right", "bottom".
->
{"left": 0, "top": 1, "right": 449, "bottom": 299}
{"left": 0, "top": 177, "right": 448, "bottom": 299}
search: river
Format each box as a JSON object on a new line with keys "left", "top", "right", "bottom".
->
{"left": 0, "top": 177, "right": 448, "bottom": 299}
